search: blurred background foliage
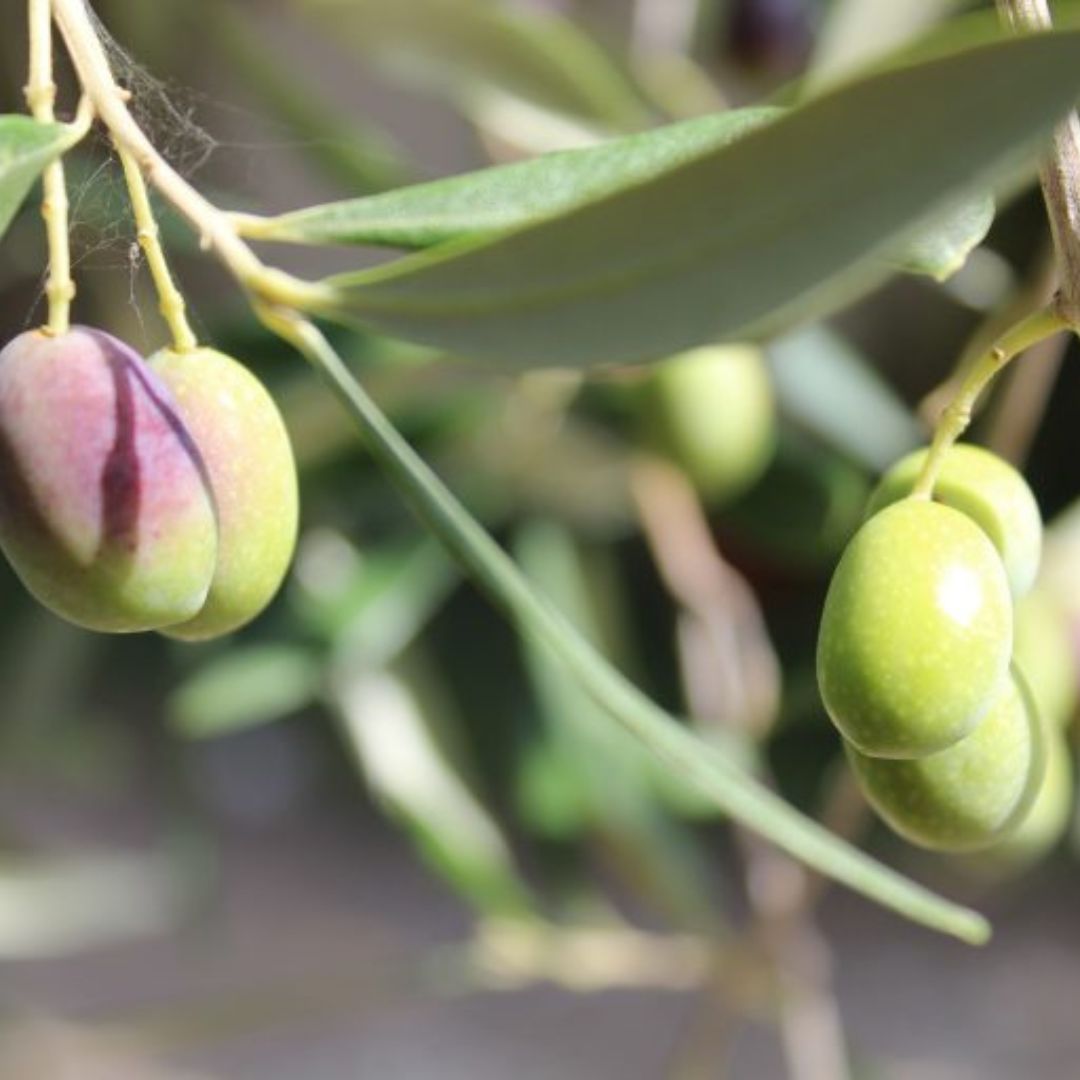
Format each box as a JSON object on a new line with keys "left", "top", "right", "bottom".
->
{"left": 0, "top": 0, "right": 1079, "bottom": 1076}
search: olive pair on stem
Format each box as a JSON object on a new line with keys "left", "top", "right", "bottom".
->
{"left": 0, "top": 325, "right": 298, "bottom": 640}
{"left": 818, "top": 444, "right": 1071, "bottom": 854}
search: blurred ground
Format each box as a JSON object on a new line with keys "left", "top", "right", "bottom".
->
{"left": 3, "top": 777, "right": 1079, "bottom": 1080}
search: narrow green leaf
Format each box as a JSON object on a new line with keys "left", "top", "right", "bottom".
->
{"left": 767, "top": 325, "right": 924, "bottom": 471}
{"left": 242, "top": 108, "right": 779, "bottom": 248}
{"left": 202, "top": 0, "right": 412, "bottom": 193}
{"left": 809, "top": 0, "right": 962, "bottom": 88}
{"left": 301, "top": 0, "right": 650, "bottom": 130}
{"left": 0, "top": 116, "right": 76, "bottom": 240}
{"left": 294, "top": 531, "right": 458, "bottom": 664}
{"left": 312, "top": 27, "right": 1080, "bottom": 369}
{"left": 168, "top": 645, "right": 322, "bottom": 739}
{"left": 273, "top": 316, "right": 990, "bottom": 944}
{"left": 335, "top": 666, "right": 532, "bottom": 916}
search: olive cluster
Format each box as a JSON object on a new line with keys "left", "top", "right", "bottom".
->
{"left": 0, "top": 326, "right": 298, "bottom": 640}
{"left": 817, "top": 444, "right": 1064, "bottom": 853}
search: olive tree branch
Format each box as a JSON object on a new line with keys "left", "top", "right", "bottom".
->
{"left": 998, "top": 0, "right": 1080, "bottom": 327}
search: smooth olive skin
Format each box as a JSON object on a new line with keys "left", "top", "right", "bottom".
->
{"left": 817, "top": 499, "right": 1013, "bottom": 758}
{"left": 151, "top": 347, "right": 299, "bottom": 640}
{"left": 847, "top": 673, "right": 1044, "bottom": 852}
{"left": 648, "top": 344, "right": 776, "bottom": 505}
{"left": 866, "top": 443, "right": 1042, "bottom": 598}
{"left": 0, "top": 328, "right": 217, "bottom": 631}
{"left": 1014, "top": 589, "right": 1078, "bottom": 730}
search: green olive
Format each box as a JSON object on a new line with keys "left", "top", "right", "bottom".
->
{"left": 1014, "top": 588, "right": 1078, "bottom": 730}
{"left": 846, "top": 672, "right": 1044, "bottom": 852}
{"left": 866, "top": 443, "right": 1042, "bottom": 598}
{"left": 648, "top": 344, "right": 776, "bottom": 505}
{"left": 817, "top": 499, "right": 1013, "bottom": 758}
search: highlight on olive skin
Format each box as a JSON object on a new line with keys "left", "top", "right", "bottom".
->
{"left": 150, "top": 346, "right": 299, "bottom": 641}
{"left": 816, "top": 498, "right": 1013, "bottom": 759}
{"left": 0, "top": 327, "right": 217, "bottom": 632}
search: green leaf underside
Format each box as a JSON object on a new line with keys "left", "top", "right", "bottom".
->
{"left": 0, "top": 116, "right": 74, "bottom": 240}
{"left": 314, "top": 28, "right": 1080, "bottom": 369}
{"left": 254, "top": 107, "right": 990, "bottom": 283}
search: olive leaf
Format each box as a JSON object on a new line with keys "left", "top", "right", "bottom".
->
{"left": 0, "top": 116, "right": 77, "bottom": 240}
{"left": 767, "top": 325, "right": 924, "bottom": 471}
{"left": 306, "top": 25, "right": 1080, "bottom": 369}
{"left": 241, "top": 107, "right": 781, "bottom": 249}
{"left": 300, "top": 0, "right": 650, "bottom": 130}
{"left": 168, "top": 644, "right": 323, "bottom": 739}
{"left": 243, "top": 105, "right": 991, "bottom": 283}
{"left": 334, "top": 666, "right": 533, "bottom": 917}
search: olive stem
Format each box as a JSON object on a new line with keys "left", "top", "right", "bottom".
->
{"left": 25, "top": 0, "right": 76, "bottom": 336}
{"left": 48, "top": 0, "right": 336, "bottom": 315}
{"left": 910, "top": 305, "right": 1068, "bottom": 499}
{"left": 116, "top": 146, "right": 198, "bottom": 353}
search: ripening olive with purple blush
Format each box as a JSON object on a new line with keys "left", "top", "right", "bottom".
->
{"left": 0, "top": 327, "right": 217, "bottom": 631}
{"left": 151, "top": 347, "right": 299, "bottom": 640}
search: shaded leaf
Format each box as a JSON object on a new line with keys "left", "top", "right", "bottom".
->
{"left": 293, "top": 530, "right": 458, "bottom": 664}
{"left": 204, "top": 0, "right": 412, "bottom": 193}
{"left": 301, "top": 0, "right": 650, "bottom": 129}
{"left": 809, "top": 0, "right": 962, "bottom": 88}
{"left": 169, "top": 645, "right": 322, "bottom": 739}
{"left": 314, "top": 26, "right": 1080, "bottom": 369}
{"left": 767, "top": 324, "right": 924, "bottom": 471}
{"left": 0, "top": 116, "right": 75, "bottom": 240}
{"left": 335, "top": 667, "right": 532, "bottom": 916}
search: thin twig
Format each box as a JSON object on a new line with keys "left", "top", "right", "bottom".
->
{"left": 116, "top": 146, "right": 197, "bottom": 352}
{"left": 25, "top": 0, "right": 75, "bottom": 334}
